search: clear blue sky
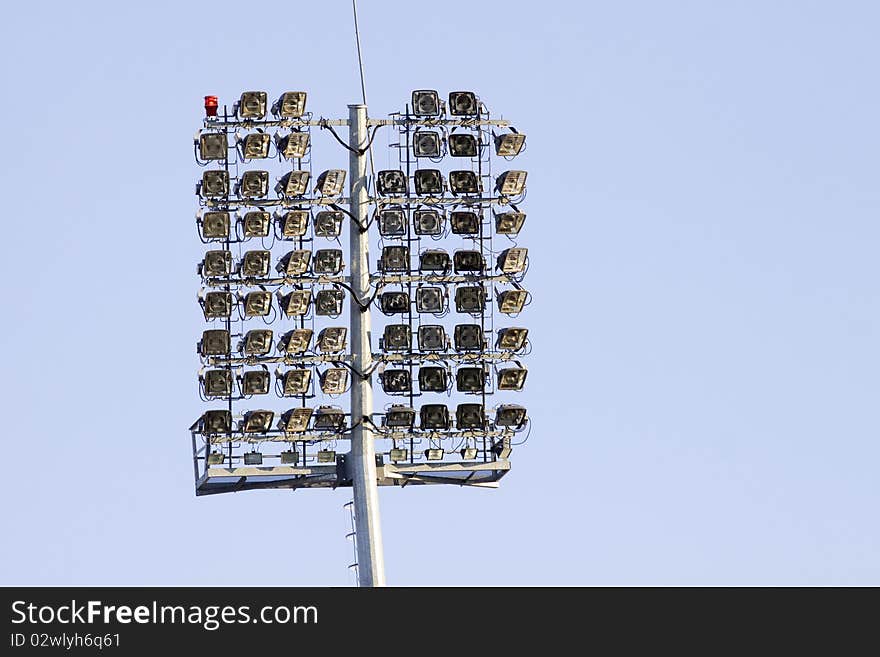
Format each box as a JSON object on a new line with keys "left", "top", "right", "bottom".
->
{"left": 1, "top": 0, "right": 877, "bottom": 585}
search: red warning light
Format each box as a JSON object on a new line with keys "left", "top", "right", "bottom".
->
{"left": 204, "top": 96, "right": 219, "bottom": 117}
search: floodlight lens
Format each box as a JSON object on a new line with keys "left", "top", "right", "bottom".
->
{"left": 317, "top": 327, "right": 347, "bottom": 353}
{"left": 413, "top": 131, "right": 441, "bottom": 158}
{"left": 314, "top": 211, "right": 343, "bottom": 238}
{"left": 456, "top": 366, "right": 485, "bottom": 393}
{"left": 420, "top": 404, "right": 450, "bottom": 429}
{"left": 494, "top": 132, "right": 526, "bottom": 157}
{"left": 418, "top": 366, "right": 448, "bottom": 392}
{"left": 200, "top": 329, "right": 230, "bottom": 356}
{"left": 497, "top": 247, "right": 528, "bottom": 274}
{"left": 419, "top": 249, "right": 450, "bottom": 272}
{"left": 414, "top": 169, "right": 443, "bottom": 195}
{"left": 199, "top": 133, "right": 227, "bottom": 161}
{"left": 448, "top": 133, "right": 478, "bottom": 157}
{"left": 238, "top": 91, "right": 267, "bottom": 118}
{"left": 385, "top": 405, "right": 416, "bottom": 428}
{"left": 379, "top": 291, "right": 410, "bottom": 314}
{"left": 277, "top": 170, "right": 310, "bottom": 197}
{"left": 201, "top": 211, "right": 230, "bottom": 239}
{"left": 448, "top": 91, "right": 478, "bottom": 116}
{"left": 377, "top": 170, "right": 407, "bottom": 195}
{"left": 497, "top": 367, "right": 528, "bottom": 391}
{"left": 315, "top": 169, "right": 346, "bottom": 196}
{"left": 314, "top": 289, "right": 345, "bottom": 316}
{"left": 497, "top": 289, "right": 529, "bottom": 315}
{"left": 279, "top": 328, "right": 313, "bottom": 354}
{"left": 239, "top": 170, "right": 269, "bottom": 198}
{"left": 380, "top": 246, "right": 409, "bottom": 272}
{"left": 278, "top": 290, "right": 311, "bottom": 316}
{"left": 456, "top": 403, "right": 485, "bottom": 429}
{"left": 241, "top": 132, "right": 270, "bottom": 159}
{"left": 243, "top": 409, "right": 274, "bottom": 433}
{"left": 378, "top": 208, "right": 407, "bottom": 237}
{"left": 494, "top": 211, "right": 526, "bottom": 235}
{"left": 449, "top": 170, "right": 480, "bottom": 194}
{"left": 203, "top": 369, "right": 232, "bottom": 397}
{"left": 313, "top": 249, "right": 343, "bottom": 275}
{"left": 496, "top": 170, "right": 528, "bottom": 196}
{"left": 453, "top": 251, "right": 485, "bottom": 273}
{"left": 282, "top": 369, "right": 312, "bottom": 396}
{"left": 279, "top": 210, "right": 309, "bottom": 237}
{"left": 201, "top": 170, "right": 229, "bottom": 197}
{"left": 415, "top": 286, "right": 444, "bottom": 314}
{"left": 454, "top": 324, "right": 484, "bottom": 351}
{"left": 314, "top": 406, "right": 346, "bottom": 431}
{"left": 413, "top": 210, "right": 443, "bottom": 236}
{"left": 381, "top": 369, "right": 412, "bottom": 394}
{"left": 241, "top": 250, "right": 270, "bottom": 277}
{"left": 242, "top": 329, "right": 273, "bottom": 356}
{"left": 321, "top": 368, "right": 349, "bottom": 395}
{"left": 203, "top": 291, "right": 232, "bottom": 318}
{"left": 201, "top": 410, "right": 231, "bottom": 435}
{"left": 277, "top": 132, "right": 310, "bottom": 159}
{"left": 454, "top": 286, "right": 486, "bottom": 314}
{"left": 496, "top": 327, "right": 529, "bottom": 351}
{"left": 424, "top": 448, "right": 445, "bottom": 461}
{"left": 417, "top": 325, "right": 447, "bottom": 351}
{"left": 450, "top": 211, "right": 480, "bottom": 235}
{"left": 382, "top": 324, "right": 411, "bottom": 351}
{"left": 280, "top": 407, "right": 313, "bottom": 433}
{"left": 243, "top": 291, "right": 272, "bottom": 317}
{"left": 242, "top": 211, "right": 270, "bottom": 237}
{"left": 242, "top": 370, "right": 270, "bottom": 395}
{"left": 202, "top": 250, "right": 231, "bottom": 277}
{"left": 277, "top": 249, "right": 312, "bottom": 276}
{"left": 275, "top": 91, "right": 307, "bottom": 118}
{"left": 411, "top": 90, "right": 440, "bottom": 116}
{"left": 495, "top": 404, "right": 528, "bottom": 429}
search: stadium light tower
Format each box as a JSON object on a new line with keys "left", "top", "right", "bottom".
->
{"left": 191, "top": 78, "right": 529, "bottom": 589}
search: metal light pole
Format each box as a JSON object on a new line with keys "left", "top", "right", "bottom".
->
{"left": 348, "top": 103, "right": 386, "bottom": 587}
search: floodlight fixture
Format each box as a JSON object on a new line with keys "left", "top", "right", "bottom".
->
{"left": 418, "top": 366, "right": 448, "bottom": 393}
{"left": 279, "top": 328, "right": 313, "bottom": 354}
{"left": 454, "top": 324, "right": 484, "bottom": 351}
{"left": 460, "top": 447, "right": 479, "bottom": 460}
{"left": 313, "top": 249, "right": 344, "bottom": 275}
{"left": 419, "top": 249, "right": 451, "bottom": 272}
{"left": 273, "top": 91, "right": 307, "bottom": 118}
{"left": 495, "top": 404, "right": 528, "bottom": 429}
{"left": 378, "top": 208, "right": 407, "bottom": 237}
{"left": 280, "top": 407, "right": 313, "bottom": 433}
{"left": 238, "top": 170, "right": 269, "bottom": 198}
{"left": 315, "top": 169, "right": 346, "bottom": 196}
{"left": 242, "top": 211, "right": 270, "bottom": 237}
{"left": 448, "top": 91, "right": 478, "bottom": 116}
{"left": 202, "top": 250, "right": 232, "bottom": 277}
{"left": 420, "top": 404, "right": 450, "bottom": 430}
{"left": 242, "top": 369, "right": 270, "bottom": 395}
{"left": 313, "top": 406, "right": 346, "bottom": 431}
{"left": 417, "top": 325, "right": 447, "bottom": 351}
{"left": 424, "top": 448, "right": 445, "bottom": 461}
{"left": 497, "top": 247, "right": 528, "bottom": 274}
{"left": 203, "top": 369, "right": 232, "bottom": 397}
{"left": 278, "top": 210, "right": 309, "bottom": 237}
{"left": 241, "top": 329, "right": 273, "bottom": 356}
{"left": 281, "top": 368, "right": 312, "bottom": 396}
{"left": 280, "top": 450, "right": 300, "bottom": 464}
{"left": 381, "top": 369, "right": 411, "bottom": 394}
{"left": 413, "top": 131, "right": 441, "bottom": 158}
{"left": 199, "top": 132, "right": 227, "bottom": 161}
{"left": 377, "top": 170, "right": 407, "bottom": 196}
{"left": 380, "top": 246, "right": 409, "bottom": 272}
{"left": 448, "top": 170, "right": 481, "bottom": 194}
{"left": 201, "top": 170, "right": 228, "bottom": 198}
{"left": 202, "top": 291, "right": 232, "bottom": 319}
{"left": 276, "top": 170, "right": 310, "bottom": 197}
{"left": 448, "top": 133, "right": 478, "bottom": 158}
{"left": 277, "top": 249, "right": 312, "bottom": 276}
{"left": 385, "top": 405, "right": 416, "bottom": 428}
{"left": 242, "top": 290, "right": 272, "bottom": 317}
{"left": 494, "top": 211, "right": 526, "bottom": 235}
{"left": 241, "top": 250, "right": 271, "bottom": 277}
{"left": 317, "top": 450, "right": 337, "bottom": 463}
{"left": 200, "top": 329, "right": 230, "bottom": 356}
{"left": 454, "top": 286, "right": 486, "bottom": 313}
{"left": 497, "top": 289, "right": 529, "bottom": 315}
{"left": 456, "top": 403, "right": 486, "bottom": 429}
{"left": 453, "top": 250, "right": 485, "bottom": 273}
{"left": 497, "top": 367, "right": 528, "bottom": 391}
{"left": 277, "top": 289, "right": 311, "bottom": 317}
{"left": 314, "top": 289, "right": 345, "bottom": 316}
{"left": 496, "top": 170, "right": 527, "bottom": 196}
{"left": 379, "top": 291, "right": 410, "bottom": 314}
{"left": 314, "top": 211, "right": 344, "bottom": 238}
{"left": 496, "top": 327, "right": 529, "bottom": 351}
{"left": 207, "top": 452, "right": 225, "bottom": 465}
{"left": 199, "top": 410, "right": 231, "bottom": 435}
{"left": 382, "top": 324, "right": 411, "bottom": 351}
{"left": 492, "top": 437, "right": 512, "bottom": 459}
{"left": 411, "top": 90, "right": 440, "bottom": 116}
{"left": 320, "top": 368, "right": 349, "bottom": 395}
{"left": 275, "top": 132, "right": 310, "bottom": 159}
{"left": 244, "top": 451, "right": 264, "bottom": 465}
{"left": 238, "top": 91, "right": 267, "bottom": 119}
{"left": 456, "top": 366, "right": 486, "bottom": 393}
{"left": 414, "top": 169, "right": 443, "bottom": 195}
{"left": 450, "top": 211, "right": 480, "bottom": 235}
{"left": 494, "top": 132, "right": 526, "bottom": 157}
{"left": 413, "top": 209, "right": 443, "bottom": 236}
{"left": 415, "top": 286, "right": 444, "bottom": 314}
{"left": 240, "top": 132, "right": 270, "bottom": 160}
{"left": 317, "top": 327, "right": 347, "bottom": 353}
{"left": 389, "top": 448, "right": 409, "bottom": 462}
{"left": 201, "top": 211, "right": 230, "bottom": 240}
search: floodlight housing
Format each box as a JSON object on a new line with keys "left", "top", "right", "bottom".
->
{"left": 449, "top": 170, "right": 481, "bottom": 194}
{"left": 456, "top": 366, "right": 486, "bottom": 393}
{"left": 380, "top": 246, "right": 409, "bottom": 272}
{"left": 424, "top": 448, "right": 445, "bottom": 461}
{"left": 381, "top": 369, "right": 411, "bottom": 394}
{"left": 456, "top": 403, "right": 486, "bottom": 429}
{"left": 314, "top": 289, "right": 345, "bottom": 316}
{"left": 494, "top": 132, "right": 526, "bottom": 157}
{"left": 244, "top": 451, "right": 264, "bottom": 465}
{"left": 273, "top": 91, "right": 307, "bottom": 118}
{"left": 450, "top": 211, "right": 480, "bottom": 235}
{"left": 389, "top": 448, "right": 409, "bottom": 462}
{"left": 378, "top": 208, "right": 407, "bottom": 237}
{"left": 448, "top": 91, "right": 478, "bottom": 116}
{"left": 379, "top": 291, "right": 410, "bottom": 314}
{"left": 313, "top": 249, "right": 344, "bottom": 275}
{"left": 238, "top": 170, "right": 269, "bottom": 198}
{"left": 382, "top": 324, "right": 411, "bottom": 351}
{"left": 241, "top": 329, "right": 273, "bottom": 356}
{"left": 448, "top": 133, "right": 478, "bottom": 158}
{"left": 317, "top": 327, "right": 347, "bottom": 353}
{"left": 242, "top": 211, "right": 270, "bottom": 237}
{"left": 385, "top": 405, "right": 416, "bottom": 428}
{"left": 203, "top": 369, "right": 232, "bottom": 397}
{"left": 461, "top": 447, "right": 479, "bottom": 460}
{"left": 278, "top": 210, "right": 309, "bottom": 237}
{"left": 494, "top": 211, "right": 526, "bottom": 235}
{"left": 279, "top": 328, "right": 313, "bottom": 354}
{"left": 199, "top": 133, "right": 226, "bottom": 161}
{"left": 320, "top": 368, "right": 349, "bottom": 395}
{"left": 280, "top": 450, "right": 300, "bottom": 464}
{"left": 201, "top": 170, "right": 228, "bottom": 198}
{"left": 454, "top": 324, "right": 484, "bottom": 351}
{"left": 413, "top": 209, "right": 443, "bottom": 236}
{"left": 202, "top": 250, "right": 231, "bottom": 277}
{"left": 241, "top": 250, "right": 270, "bottom": 278}
{"left": 241, "top": 132, "right": 270, "bottom": 159}
{"left": 453, "top": 250, "right": 485, "bottom": 273}
{"left": 280, "top": 407, "right": 313, "bottom": 433}
{"left": 419, "top": 249, "right": 451, "bottom": 272}
{"left": 201, "top": 211, "right": 230, "bottom": 239}
{"left": 455, "top": 286, "right": 486, "bottom": 313}
{"left": 495, "top": 404, "right": 528, "bottom": 429}
{"left": 418, "top": 325, "right": 447, "bottom": 351}
{"left": 418, "top": 366, "right": 448, "bottom": 392}
{"left": 377, "top": 170, "right": 407, "bottom": 195}
{"left": 497, "top": 367, "right": 528, "bottom": 391}
{"left": 413, "top": 131, "right": 441, "bottom": 158}
{"left": 313, "top": 211, "right": 343, "bottom": 238}
{"left": 200, "top": 410, "right": 231, "bottom": 435}
{"left": 315, "top": 169, "right": 346, "bottom": 197}
{"left": 411, "top": 90, "right": 440, "bottom": 116}
{"left": 203, "top": 291, "right": 232, "bottom": 319}
{"left": 316, "top": 450, "right": 337, "bottom": 463}
{"left": 497, "top": 289, "right": 529, "bottom": 314}
{"left": 497, "top": 247, "right": 528, "bottom": 274}
{"left": 496, "top": 170, "right": 527, "bottom": 196}
{"left": 415, "top": 286, "right": 444, "bottom": 314}
{"left": 242, "top": 370, "right": 270, "bottom": 395}
{"left": 276, "top": 170, "right": 310, "bottom": 197}
{"left": 242, "top": 290, "right": 272, "bottom": 317}
{"left": 414, "top": 169, "right": 443, "bottom": 195}
{"left": 200, "top": 329, "right": 230, "bottom": 356}
{"left": 238, "top": 91, "right": 267, "bottom": 119}
{"left": 277, "top": 290, "right": 311, "bottom": 317}
{"left": 420, "top": 404, "right": 450, "bottom": 430}
{"left": 207, "top": 452, "right": 225, "bottom": 465}
{"left": 313, "top": 406, "right": 346, "bottom": 431}
{"left": 277, "top": 249, "right": 311, "bottom": 276}
{"left": 276, "top": 132, "right": 310, "bottom": 159}
{"left": 281, "top": 369, "right": 312, "bottom": 396}
{"left": 496, "top": 327, "right": 529, "bottom": 351}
